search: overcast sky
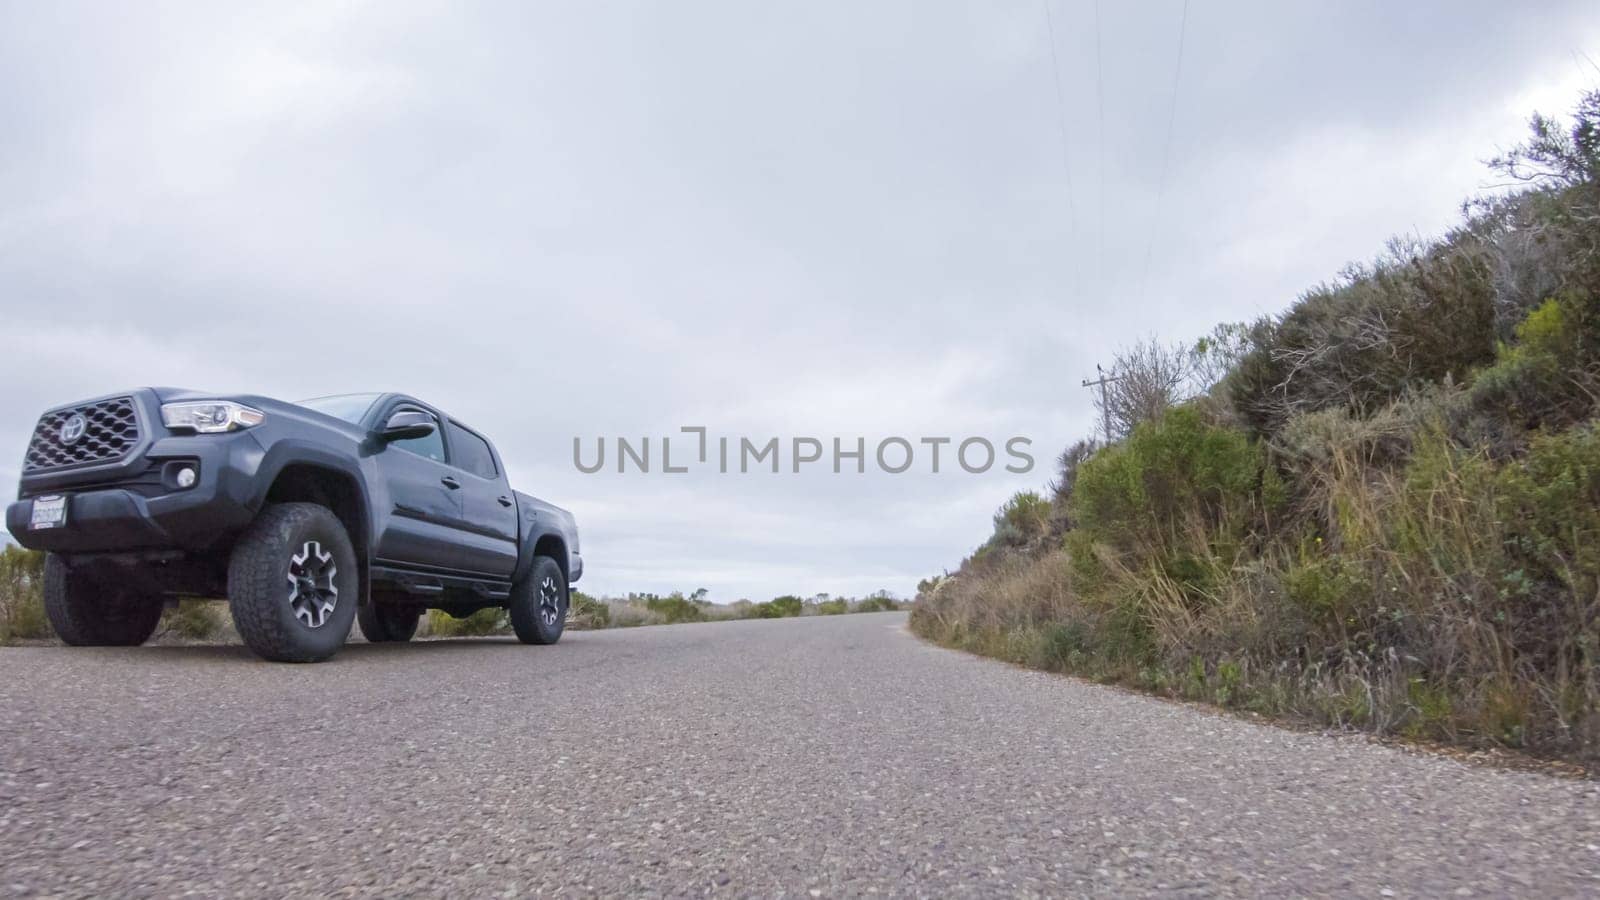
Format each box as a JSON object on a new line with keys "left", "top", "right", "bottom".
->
{"left": 3, "top": 1, "right": 1598, "bottom": 601}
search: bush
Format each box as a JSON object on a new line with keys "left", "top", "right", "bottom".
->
{"left": 1228, "top": 235, "right": 1497, "bottom": 436}
{"left": 643, "top": 592, "right": 704, "bottom": 624}
{"left": 813, "top": 598, "right": 848, "bottom": 615}
{"left": 752, "top": 595, "right": 803, "bottom": 618}
{"left": 161, "top": 599, "right": 227, "bottom": 640}
{"left": 1496, "top": 424, "right": 1600, "bottom": 602}
{"left": 990, "top": 491, "right": 1051, "bottom": 548}
{"left": 610, "top": 602, "right": 665, "bottom": 628}
{"left": 854, "top": 594, "right": 900, "bottom": 613}
{"left": 427, "top": 607, "right": 509, "bottom": 636}
{"left": 0, "top": 545, "right": 48, "bottom": 642}
{"left": 1469, "top": 293, "right": 1600, "bottom": 433}
{"left": 568, "top": 590, "right": 611, "bottom": 629}
{"left": 1071, "top": 406, "right": 1269, "bottom": 555}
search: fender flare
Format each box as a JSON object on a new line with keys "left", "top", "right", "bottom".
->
{"left": 513, "top": 527, "right": 569, "bottom": 586}
{"left": 249, "top": 440, "right": 377, "bottom": 556}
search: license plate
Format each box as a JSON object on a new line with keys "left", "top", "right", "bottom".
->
{"left": 29, "top": 495, "right": 67, "bottom": 530}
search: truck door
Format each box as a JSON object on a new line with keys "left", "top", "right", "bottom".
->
{"left": 371, "top": 403, "right": 472, "bottom": 572}
{"left": 443, "top": 420, "right": 520, "bottom": 578}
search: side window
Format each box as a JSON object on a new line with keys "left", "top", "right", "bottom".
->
{"left": 447, "top": 422, "right": 498, "bottom": 479}
{"left": 390, "top": 408, "right": 446, "bottom": 463}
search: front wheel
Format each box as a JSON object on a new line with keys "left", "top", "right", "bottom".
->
{"left": 228, "top": 502, "right": 358, "bottom": 663}
{"left": 509, "top": 556, "right": 567, "bottom": 645}
{"left": 41, "top": 555, "right": 164, "bottom": 646}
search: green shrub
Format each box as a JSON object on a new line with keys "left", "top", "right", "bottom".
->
{"left": 1035, "top": 621, "right": 1089, "bottom": 669}
{"left": 814, "top": 598, "right": 848, "bottom": 615}
{"left": 0, "top": 545, "right": 48, "bottom": 642}
{"left": 1282, "top": 551, "right": 1369, "bottom": 630}
{"left": 643, "top": 592, "right": 703, "bottom": 624}
{"left": 1470, "top": 293, "right": 1600, "bottom": 432}
{"left": 854, "top": 594, "right": 900, "bottom": 613}
{"left": 427, "top": 607, "right": 508, "bottom": 636}
{"left": 752, "top": 595, "right": 803, "bottom": 618}
{"left": 1071, "top": 406, "right": 1265, "bottom": 554}
{"left": 990, "top": 491, "right": 1052, "bottom": 548}
{"left": 1496, "top": 424, "right": 1600, "bottom": 600}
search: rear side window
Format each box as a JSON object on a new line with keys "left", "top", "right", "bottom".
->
{"left": 447, "top": 422, "right": 498, "bottom": 479}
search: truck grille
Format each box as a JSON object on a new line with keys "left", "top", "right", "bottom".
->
{"left": 23, "top": 397, "right": 142, "bottom": 472}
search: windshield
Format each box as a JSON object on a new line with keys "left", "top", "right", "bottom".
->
{"left": 296, "top": 393, "right": 380, "bottom": 425}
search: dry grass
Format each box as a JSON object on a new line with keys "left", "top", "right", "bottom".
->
{"left": 914, "top": 414, "right": 1600, "bottom": 765}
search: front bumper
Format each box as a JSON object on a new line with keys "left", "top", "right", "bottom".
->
{"left": 9, "top": 432, "right": 265, "bottom": 555}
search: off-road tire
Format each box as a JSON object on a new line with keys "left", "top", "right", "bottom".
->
{"left": 509, "top": 555, "right": 567, "bottom": 645}
{"left": 228, "top": 502, "right": 358, "bottom": 663}
{"left": 357, "top": 602, "right": 421, "bottom": 643}
{"left": 42, "top": 554, "right": 164, "bottom": 646}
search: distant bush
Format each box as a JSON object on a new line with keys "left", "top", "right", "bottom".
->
{"left": 643, "top": 592, "right": 704, "bottom": 624}
{"left": 751, "top": 595, "right": 803, "bottom": 618}
{"left": 427, "top": 607, "right": 509, "bottom": 637}
{"left": 609, "top": 602, "right": 665, "bottom": 628}
{"left": 813, "top": 598, "right": 849, "bottom": 615}
{"left": 161, "top": 599, "right": 227, "bottom": 640}
{"left": 0, "top": 546, "right": 47, "bottom": 642}
{"left": 568, "top": 590, "right": 610, "bottom": 629}
{"left": 854, "top": 594, "right": 900, "bottom": 613}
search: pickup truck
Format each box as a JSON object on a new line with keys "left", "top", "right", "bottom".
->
{"left": 6, "top": 388, "right": 582, "bottom": 662}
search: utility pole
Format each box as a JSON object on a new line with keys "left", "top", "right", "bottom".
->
{"left": 1081, "top": 363, "right": 1122, "bottom": 445}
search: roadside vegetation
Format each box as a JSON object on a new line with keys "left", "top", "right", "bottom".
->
{"left": 566, "top": 589, "right": 900, "bottom": 629}
{"left": 912, "top": 89, "right": 1600, "bottom": 766}
{"left": 1, "top": 541, "right": 900, "bottom": 644}
{"left": 0, "top": 545, "right": 48, "bottom": 643}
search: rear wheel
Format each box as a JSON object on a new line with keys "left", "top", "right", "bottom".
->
{"left": 41, "top": 555, "right": 163, "bottom": 646}
{"left": 228, "top": 502, "right": 358, "bottom": 663}
{"left": 357, "top": 601, "right": 421, "bottom": 643}
{"left": 509, "top": 555, "right": 567, "bottom": 645}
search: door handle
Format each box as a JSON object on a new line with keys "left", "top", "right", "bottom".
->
{"left": 441, "top": 476, "right": 461, "bottom": 490}
{"left": 497, "top": 496, "right": 513, "bottom": 507}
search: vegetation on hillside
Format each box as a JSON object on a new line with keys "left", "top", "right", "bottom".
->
{"left": 912, "top": 89, "right": 1600, "bottom": 765}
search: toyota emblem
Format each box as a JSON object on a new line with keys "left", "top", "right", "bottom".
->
{"left": 59, "top": 413, "right": 88, "bottom": 446}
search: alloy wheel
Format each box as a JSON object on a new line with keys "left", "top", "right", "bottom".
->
{"left": 286, "top": 540, "right": 339, "bottom": 628}
{"left": 538, "top": 574, "right": 562, "bottom": 626}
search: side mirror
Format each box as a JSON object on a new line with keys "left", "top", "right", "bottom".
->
{"left": 380, "top": 410, "right": 435, "bottom": 442}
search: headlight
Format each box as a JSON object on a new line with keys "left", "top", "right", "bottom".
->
{"left": 161, "top": 401, "right": 266, "bottom": 434}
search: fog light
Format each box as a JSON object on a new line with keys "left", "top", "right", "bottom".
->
{"left": 175, "top": 466, "right": 197, "bottom": 489}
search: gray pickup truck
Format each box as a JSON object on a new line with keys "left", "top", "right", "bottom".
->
{"left": 6, "top": 389, "right": 582, "bottom": 662}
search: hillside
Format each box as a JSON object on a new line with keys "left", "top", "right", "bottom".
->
{"left": 912, "top": 89, "right": 1600, "bottom": 765}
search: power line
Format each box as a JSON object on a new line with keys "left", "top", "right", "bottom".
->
{"left": 1040, "top": 0, "right": 1078, "bottom": 236}
{"left": 1092, "top": 0, "right": 1105, "bottom": 289}
{"left": 1139, "top": 0, "right": 1191, "bottom": 304}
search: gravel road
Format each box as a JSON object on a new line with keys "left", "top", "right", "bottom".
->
{"left": 1, "top": 611, "right": 1596, "bottom": 897}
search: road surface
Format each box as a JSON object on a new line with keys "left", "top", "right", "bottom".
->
{"left": 1, "top": 612, "right": 1596, "bottom": 896}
